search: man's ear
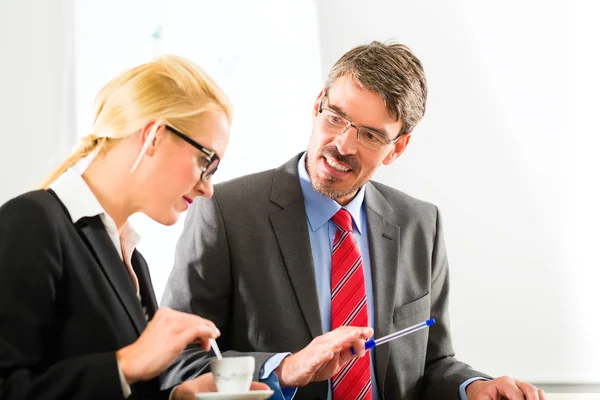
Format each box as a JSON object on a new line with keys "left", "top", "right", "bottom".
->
{"left": 312, "top": 88, "right": 327, "bottom": 117}
{"left": 382, "top": 133, "right": 411, "bottom": 166}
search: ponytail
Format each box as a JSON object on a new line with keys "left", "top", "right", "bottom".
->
{"left": 40, "top": 135, "right": 107, "bottom": 189}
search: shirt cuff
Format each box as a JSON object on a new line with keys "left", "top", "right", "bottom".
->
{"left": 260, "top": 353, "right": 297, "bottom": 400}
{"left": 459, "top": 377, "right": 490, "bottom": 399}
{"left": 116, "top": 359, "right": 132, "bottom": 398}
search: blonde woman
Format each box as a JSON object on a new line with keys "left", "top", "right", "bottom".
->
{"left": 0, "top": 55, "right": 266, "bottom": 399}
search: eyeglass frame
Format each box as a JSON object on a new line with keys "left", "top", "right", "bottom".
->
{"left": 165, "top": 125, "right": 220, "bottom": 181}
{"left": 317, "top": 90, "right": 403, "bottom": 150}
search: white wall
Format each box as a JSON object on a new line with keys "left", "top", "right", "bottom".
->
{"left": 137, "top": 1, "right": 323, "bottom": 301}
{"left": 73, "top": 0, "right": 323, "bottom": 302}
{"left": 2, "top": 0, "right": 597, "bottom": 386}
{"left": 0, "top": 0, "right": 75, "bottom": 204}
{"left": 317, "top": 0, "right": 599, "bottom": 384}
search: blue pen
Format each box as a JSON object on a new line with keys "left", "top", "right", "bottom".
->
{"left": 350, "top": 318, "right": 435, "bottom": 355}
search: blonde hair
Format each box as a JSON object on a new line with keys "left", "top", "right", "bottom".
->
{"left": 41, "top": 54, "right": 232, "bottom": 189}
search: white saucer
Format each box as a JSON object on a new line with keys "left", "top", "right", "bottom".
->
{"left": 194, "top": 390, "right": 274, "bottom": 399}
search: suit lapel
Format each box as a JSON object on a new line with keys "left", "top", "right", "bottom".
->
{"left": 131, "top": 250, "right": 159, "bottom": 319}
{"left": 269, "top": 154, "right": 323, "bottom": 339}
{"left": 364, "top": 183, "right": 400, "bottom": 393}
{"left": 78, "top": 216, "right": 147, "bottom": 335}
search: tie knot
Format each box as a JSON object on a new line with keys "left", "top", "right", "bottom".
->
{"left": 332, "top": 209, "right": 353, "bottom": 232}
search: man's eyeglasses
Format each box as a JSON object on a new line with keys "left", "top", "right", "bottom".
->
{"left": 318, "top": 92, "right": 401, "bottom": 151}
{"left": 166, "top": 126, "right": 220, "bottom": 181}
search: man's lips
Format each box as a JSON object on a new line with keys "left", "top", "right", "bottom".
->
{"left": 321, "top": 156, "right": 353, "bottom": 179}
{"left": 324, "top": 154, "right": 352, "bottom": 172}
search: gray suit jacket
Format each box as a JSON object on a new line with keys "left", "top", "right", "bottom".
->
{"left": 161, "top": 153, "right": 489, "bottom": 399}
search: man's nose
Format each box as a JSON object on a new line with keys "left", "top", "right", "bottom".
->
{"left": 334, "top": 125, "right": 359, "bottom": 155}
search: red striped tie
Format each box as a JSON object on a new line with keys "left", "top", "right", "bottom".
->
{"left": 330, "top": 209, "right": 372, "bottom": 400}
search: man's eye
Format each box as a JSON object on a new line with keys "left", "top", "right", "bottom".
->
{"left": 328, "top": 115, "right": 344, "bottom": 125}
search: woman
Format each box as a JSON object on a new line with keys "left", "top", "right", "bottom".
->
{"left": 0, "top": 55, "right": 266, "bottom": 399}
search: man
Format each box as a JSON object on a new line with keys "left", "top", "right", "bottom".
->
{"left": 161, "top": 41, "right": 546, "bottom": 399}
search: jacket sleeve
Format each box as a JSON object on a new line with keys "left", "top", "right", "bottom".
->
{"left": 421, "top": 206, "right": 492, "bottom": 398}
{"left": 160, "top": 195, "right": 277, "bottom": 388}
{"left": 0, "top": 195, "right": 125, "bottom": 400}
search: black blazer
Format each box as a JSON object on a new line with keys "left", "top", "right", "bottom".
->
{"left": 0, "top": 189, "right": 170, "bottom": 399}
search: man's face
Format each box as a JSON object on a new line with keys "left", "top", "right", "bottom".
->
{"left": 306, "top": 76, "right": 411, "bottom": 205}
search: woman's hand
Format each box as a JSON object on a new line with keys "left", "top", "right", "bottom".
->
{"left": 116, "top": 307, "right": 220, "bottom": 384}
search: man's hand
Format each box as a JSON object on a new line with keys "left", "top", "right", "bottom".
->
{"left": 171, "top": 373, "right": 269, "bottom": 400}
{"left": 274, "top": 326, "right": 373, "bottom": 388}
{"left": 466, "top": 376, "right": 547, "bottom": 400}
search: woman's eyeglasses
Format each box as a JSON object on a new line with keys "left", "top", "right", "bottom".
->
{"left": 166, "top": 126, "right": 220, "bottom": 181}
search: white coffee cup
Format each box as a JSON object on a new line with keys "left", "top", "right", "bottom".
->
{"left": 210, "top": 356, "right": 255, "bottom": 393}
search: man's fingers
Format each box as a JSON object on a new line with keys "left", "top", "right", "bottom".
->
{"left": 360, "top": 327, "right": 374, "bottom": 340}
{"left": 324, "top": 326, "right": 372, "bottom": 341}
{"left": 347, "top": 337, "right": 367, "bottom": 358}
{"left": 330, "top": 332, "right": 361, "bottom": 352}
{"left": 324, "top": 327, "right": 372, "bottom": 352}
{"left": 496, "top": 377, "right": 525, "bottom": 400}
{"left": 338, "top": 347, "right": 357, "bottom": 365}
{"left": 311, "top": 326, "right": 373, "bottom": 364}
{"left": 515, "top": 379, "right": 540, "bottom": 400}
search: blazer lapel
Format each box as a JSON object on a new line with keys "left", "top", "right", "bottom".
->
{"left": 269, "top": 154, "right": 323, "bottom": 339}
{"left": 131, "top": 250, "right": 159, "bottom": 319}
{"left": 364, "top": 183, "right": 401, "bottom": 393}
{"left": 78, "top": 216, "right": 147, "bottom": 335}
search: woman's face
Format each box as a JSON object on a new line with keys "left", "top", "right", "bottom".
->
{"left": 141, "top": 111, "right": 230, "bottom": 226}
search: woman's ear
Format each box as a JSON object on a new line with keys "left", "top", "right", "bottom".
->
{"left": 130, "top": 120, "right": 164, "bottom": 173}
{"left": 137, "top": 120, "right": 162, "bottom": 156}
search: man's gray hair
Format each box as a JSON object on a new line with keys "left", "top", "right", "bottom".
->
{"left": 326, "top": 41, "right": 427, "bottom": 136}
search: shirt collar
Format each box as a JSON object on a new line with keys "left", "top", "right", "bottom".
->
{"left": 297, "top": 152, "right": 366, "bottom": 233}
{"left": 50, "top": 168, "right": 107, "bottom": 224}
{"left": 50, "top": 164, "right": 141, "bottom": 255}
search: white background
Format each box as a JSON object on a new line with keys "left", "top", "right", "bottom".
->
{"left": 1, "top": 0, "right": 598, "bottom": 385}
